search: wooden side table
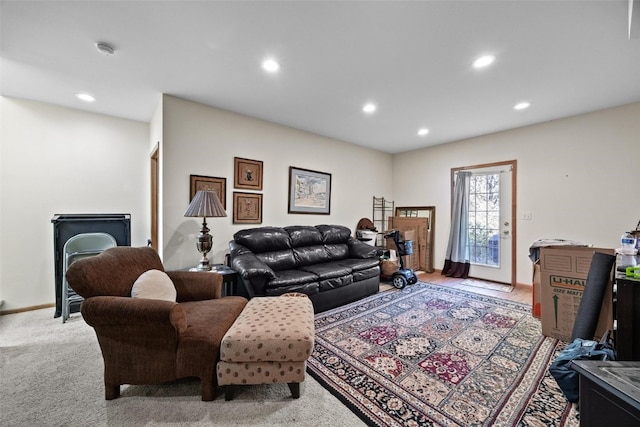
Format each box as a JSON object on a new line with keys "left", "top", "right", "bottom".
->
{"left": 214, "top": 265, "right": 239, "bottom": 297}
{"left": 184, "top": 264, "right": 239, "bottom": 297}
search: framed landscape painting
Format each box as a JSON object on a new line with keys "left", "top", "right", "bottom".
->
{"left": 288, "top": 166, "right": 331, "bottom": 215}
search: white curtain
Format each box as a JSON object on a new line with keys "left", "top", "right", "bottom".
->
{"left": 442, "top": 171, "right": 471, "bottom": 278}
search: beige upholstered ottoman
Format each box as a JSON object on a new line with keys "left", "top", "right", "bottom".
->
{"left": 216, "top": 294, "right": 315, "bottom": 400}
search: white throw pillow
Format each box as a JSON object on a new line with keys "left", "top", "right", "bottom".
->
{"left": 131, "top": 269, "right": 177, "bottom": 301}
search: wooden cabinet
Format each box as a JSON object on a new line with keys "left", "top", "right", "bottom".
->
{"left": 572, "top": 361, "right": 640, "bottom": 427}
{"left": 615, "top": 275, "right": 640, "bottom": 360}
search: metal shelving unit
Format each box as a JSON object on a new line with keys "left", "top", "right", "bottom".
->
{"left": 372, "top": 197, "right": 394, "bottom": 246}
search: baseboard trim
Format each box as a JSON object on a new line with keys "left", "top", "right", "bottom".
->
{"left": 1, "top": 303, "right": 55, "bottom": 316}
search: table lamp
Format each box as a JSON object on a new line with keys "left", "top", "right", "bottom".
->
{"left": 184, "top": 190, "right": 227, "bottom": 271}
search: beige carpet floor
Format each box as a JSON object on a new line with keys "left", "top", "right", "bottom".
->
{"left": 0, "top": 306, "right": 366, "bottom": 427}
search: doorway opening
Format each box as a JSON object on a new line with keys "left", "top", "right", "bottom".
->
{"left": 150, "top": 146, "right": 159, "bottom": 251}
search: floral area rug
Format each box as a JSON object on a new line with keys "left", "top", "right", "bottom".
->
{"left": 307, "top": 282, "right": 579, "bottom": 427}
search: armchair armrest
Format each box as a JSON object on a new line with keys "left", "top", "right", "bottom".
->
{"left": 80, "top": 296, "right": 187, "bottom": 333}
{"left": 167, "top": 270, "right": 221, "bottom": 301}
{"left": 348, "top": 237, "right": 378, "bottom": 259}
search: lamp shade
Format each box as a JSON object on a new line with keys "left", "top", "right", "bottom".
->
{"left": 184, "top": 191, "right": 227, "bottom": 218}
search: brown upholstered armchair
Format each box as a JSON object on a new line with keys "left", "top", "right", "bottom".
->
{"left": 65, "top": 246, "right": 247, "bottom": 401}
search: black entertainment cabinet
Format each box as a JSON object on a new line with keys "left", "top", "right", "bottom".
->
{"left": 615, "top": 274, "right": 640, "bottom": 361}
{"left": 572, "top": 361, "right": 640, "bottom": 427}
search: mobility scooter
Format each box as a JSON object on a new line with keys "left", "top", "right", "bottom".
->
{"left": 384, "top": 230, "right": 418, "bottom": 289}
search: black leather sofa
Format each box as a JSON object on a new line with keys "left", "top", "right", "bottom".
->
{"left": 229, "top": 224, "right": 380, "bottom": 312}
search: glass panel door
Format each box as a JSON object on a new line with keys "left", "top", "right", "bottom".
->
{"left": 466, "top": 166, "right": 512, "bottom": 284}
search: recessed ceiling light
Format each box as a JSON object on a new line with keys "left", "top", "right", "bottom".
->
{"left": 473, "top": 54, "right": 496, "bottom": 69}
{"left": 362, "top": 103, "right": 377, "bottom": 113}
{"left": 261, "top": 58, "right": 280, "bottom": 73}
{"left": 75, "top": 93, "right": 95, "bottom": 102}
{"left": 417, "top": 128, "right": 430, "bottom": 136}
{"left": 514, "top": 102, "right": 531, "bottom": 110}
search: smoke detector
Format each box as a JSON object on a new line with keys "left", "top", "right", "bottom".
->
{"left": 96, "top": 42, "right": 115, "bottom": 56}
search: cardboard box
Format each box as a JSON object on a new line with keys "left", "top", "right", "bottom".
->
{"left": 532, "top": 261, "right": 541, "bottom": 318}
{"left": 387, "top": 217, "right": 431, "bottom": 271}
{"left": 400, "top": 229, "right": 418, "bottom": 270}
{"left": 539, "top": 246, "right": 614, "bottom": 341}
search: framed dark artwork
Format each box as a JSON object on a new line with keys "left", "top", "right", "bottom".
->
{"left": 189, "top": 175, "right": 226, "bottom": 209}
{"left": 288, "top": 166, "right": 331, "bottom": 215}
{"left": 234, "top": 157, "right": 263, "bottom": 190}
{"left": 233, "top": 192, "right": 263, "bottom": 224}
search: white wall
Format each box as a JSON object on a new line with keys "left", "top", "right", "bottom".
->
{"left": 392, "top": 102, "right": 640, "bottom": 286}
{"left": 160, "top": 95, "right": 393, "bottom": 270}
{"left": 0, "top": 97, "right": 150, "bottom": 312}
{"left": 2, "top": 94, "right": 637, "bottom": 311}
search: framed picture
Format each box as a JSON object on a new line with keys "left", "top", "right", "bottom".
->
{"left": 189, "top": 175, "right": 226, "bottom": 208}
{"left": 288, "top": 166, "right": 331, "bottom": 215}
{"left": 233, "top": 192, "right": 263, "bottom": 224}
{"left": 234, "top": 157, "right": 263, "bottom": 190}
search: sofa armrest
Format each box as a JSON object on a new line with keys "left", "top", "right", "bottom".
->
{"left": 167, "top": 270, "right": 221, "bottom": 301}
{"left": 80, "top": 296, "right": 187, "bottom": 333}
{"left": 230, "top": 251, "right": 276, "bottom": 297}
{"left": 231, "top": 253, "right": 276, "bottom": 281}
{"left": 348, "top": 237, "right": 379, "bottom": 259}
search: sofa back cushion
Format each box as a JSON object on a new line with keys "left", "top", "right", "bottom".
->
{"left": 317, "top": 224, "right": 352, "bottom": 244}
{"left": 292, "top": 245, "right": 330, "bottom": 266}
{"left": 234, "top": 227, "right": 291, "bottom": 253}
{"left": 232, "top": 224, "right": 353, "bottom": 271}
{"left": 325, "top": 243, "right": 349, "bottom": 260}
{"left": 257, "top": 249, "right": 297, "bottom": 271}
{"left": 285, "top": 225, "right": 323, "bottom": 247}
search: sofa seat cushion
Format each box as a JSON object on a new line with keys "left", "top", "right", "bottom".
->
{"left": 352, "top": 266, "right": 380, "bottom": 282}
{"left": 319, "top": 274, "right": 353, "bottom": 291}
{"left": 266, "top": 269, "right": 321, "bottom": 297}
{"left": 265, "top": 282, "right": 319, "bottom": 297}
{"left": 299, "top": 262, "right": 351, "bottom": 280}
{"left": 269, "top": 269, "right": 318, "bottom": 287}
{"left": 337, "top": 258, "right": 381, "bottom": 272}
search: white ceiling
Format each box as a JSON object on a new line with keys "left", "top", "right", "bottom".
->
{"left": 2, "top": 1, "right": 639, "bottom": 154}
